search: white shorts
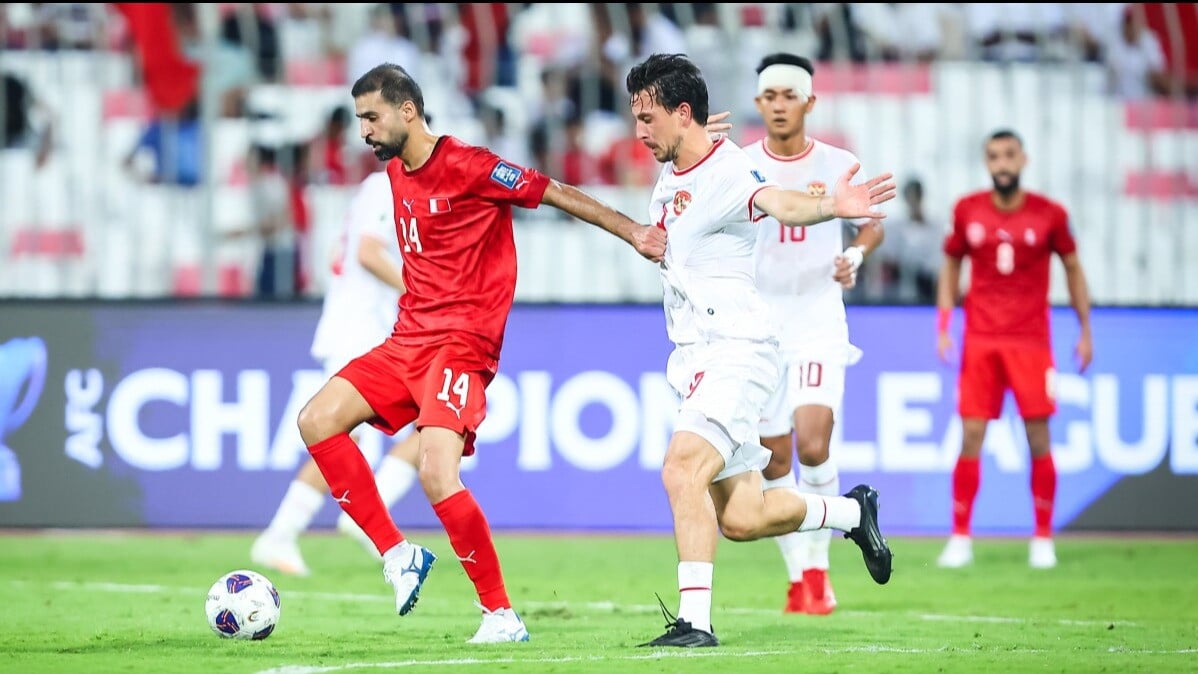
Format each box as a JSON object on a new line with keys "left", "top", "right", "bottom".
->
{"left": 758, "top": 341, "right": 863, "bottom": 437}
{"left": 666, "top": 339, "right": 782, "bottom": 482}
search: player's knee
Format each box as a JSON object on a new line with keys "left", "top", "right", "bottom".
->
{"left": 796, "top": 434, "right": 830, "bottom": 465}
{"left": 718, "top": 511, "right": 760, "bottom": 542}
{"left": 297, "top": 398, "right": 337, "bottom": 446}
{"left": 416, "top": 453, "right": 459, "bottom": 502}
{"left": 659, "top": 455, "right": 691, "bottom": 497}
{"left": 961, "top": 421, "right": 987, "bottom": 454}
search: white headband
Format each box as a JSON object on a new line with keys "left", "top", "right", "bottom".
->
{"left": 757, "top": 64, "right": 813, "bottom": 98}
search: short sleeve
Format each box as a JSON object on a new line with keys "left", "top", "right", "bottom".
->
{"left": 712, "top": 156, "right": 776, "bottom": 226}
{"left": 943, "top": 199, "right": 968, "bottom": 258}
{"left": 1049, "top": 204, "right": 1077, "bottom": 256}
{"left": 468, "top": 147, "right": 551, "bottom": 208}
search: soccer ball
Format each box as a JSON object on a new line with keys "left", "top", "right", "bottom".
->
{"left": 205, "top": 569, "right": 281, "bottom": 640}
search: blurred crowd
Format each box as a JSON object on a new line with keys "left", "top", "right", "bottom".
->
{"left": 3, "top": 3, "right": 1197, "bottom": 302}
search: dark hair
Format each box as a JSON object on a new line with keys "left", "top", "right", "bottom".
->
{"left": 328, "top": 105, "right": 351, "bottom": 127}
{"left": 987, "top": 128, "right": 1022, "bottom": 146}
{"left": 626, "top": 53, "right": 709, "bottom": 125}
{"left": 755, "top": 53, "right": 815, "bottom": 77}
{"left": 3, "top": 73, "right": 32, "bottom": 145}
{"left": 351, "top": 63, "right": 425, "bottom": 116}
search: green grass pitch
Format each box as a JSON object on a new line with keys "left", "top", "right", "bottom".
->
{"left": 1, "top": 530, "right": 1195, "bottom": 673}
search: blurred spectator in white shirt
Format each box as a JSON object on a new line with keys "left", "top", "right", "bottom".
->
{"left": 853, "top": 3, "right": 945, "bottom": 62}
{"left": 963, "top": 3, "right": 1068, "bottom": 62}
{"left": 346, "top": 4, "right": 420, "bottom": 84}
{"left": 1105, "top": 5, "right": 1171, "bottom": 99}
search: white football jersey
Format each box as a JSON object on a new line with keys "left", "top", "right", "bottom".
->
{"left": 650, "top": 137, "right": 780, "bottom": 345}
{"left": 310, "top": 171, "right": 402, "bottom": 362}
{"left": 744, "top": 137, "right": 867, "bottom": 344}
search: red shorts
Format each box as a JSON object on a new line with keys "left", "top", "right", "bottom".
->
{"left": 958, "top": 338, "right": 1056, "bottom": 420}
{"left": 335, "top": 334, "right": 498, "bottom": 456}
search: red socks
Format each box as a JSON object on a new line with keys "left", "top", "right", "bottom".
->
{"left": 951, "top": 455, "right": 981, "bottom": 536}
{"left": 952, "top": 453, "right": 1056, "bottom": 538}
{"left": 1031, "top": 453, "right": 1057, "bottom": 538}
{"left": 433, "top": 489, "right": 511, "bottom": 611}
{"left": 308, "top": 433, "right": 403, "bottom": 554}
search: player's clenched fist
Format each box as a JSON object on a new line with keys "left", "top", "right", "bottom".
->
{"left": 631, "top": 224, "right": 668, "bottom": 262}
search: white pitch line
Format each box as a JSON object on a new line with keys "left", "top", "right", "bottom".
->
{"left": 250, "top": 647, "right": 1198, "bottom": 674}
{"left": 252, "top": 647, "right": 939, "bottom": 674}
{"left": 13, "top": 580, "right": 1138, "bottom": 628}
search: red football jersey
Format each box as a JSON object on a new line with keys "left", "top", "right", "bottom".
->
{"left": 944, "top": 190, "right": 1077, "bottom": 343}
{"left": 385, "top": 136, "right": 551, "bottom": 356}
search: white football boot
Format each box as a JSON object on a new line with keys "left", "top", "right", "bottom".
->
{"left": 1029, "top": 537, "right": 1058, "bottom": 569}
{"left": 936, "top": 535, "right": 974, "bottom": 568}
{"left": 467, "top": 603, "right": 530, "bottom": 644}
{"left": 382, "top": 542, "right": 437, "bottom": 615}
{"left": 250, "top": 534, "right": 311, "bottom": 577}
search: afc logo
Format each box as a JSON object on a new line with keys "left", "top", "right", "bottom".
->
{"left": 807, "top": 181, "right": 827, "bottom": 196}
{"left": 672, "top": 190, "right": 692, "bottom": 216}
{"left": 490, "top": 161, "right": 524, "bottom": 190}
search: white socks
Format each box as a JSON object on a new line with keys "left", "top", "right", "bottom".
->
{"left": 677, "top": 561, "right": 713, "bottom": 633}
{"left": 263, "top": 480, "right": 324, "bottom": 540}
{"left": 374, "top": 455, "right": 419, "bottom": 506}
{"left": 799, "top": 492, "right": 861, "bottom": 533}
{"left": 382, "top": 539, "right": 413, "bottom": 565}
{"left": 798, "top": 459, "right": 840, "bottom": 569}
{"left": 764, "top": 462, "right": 847, "bottom": 578}
{"left": 337, "top": 455, "right": 418, "bottom": 533}
{"left": 775, "top": 530, "right": 807, "bottom": 583}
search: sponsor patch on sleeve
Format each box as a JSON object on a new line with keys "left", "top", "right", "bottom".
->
{"left": 490, "top": 161, "right": 523, "bottom": 189}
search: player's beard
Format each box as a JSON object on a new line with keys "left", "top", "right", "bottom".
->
{"left": 653, "top": 135, "right": 683, "bottom": 164}
{"left": 371, "top": 130, "right": 407, "bottom": 161}
{"left": 991, "top": 172, "right": 1020, "bottom": 196}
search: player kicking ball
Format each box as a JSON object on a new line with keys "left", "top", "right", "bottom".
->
{"left": 252, "top": 170, "right": 420, "bottom": 577}
{"left": 296, "top": 62, "right": 668, "bottom": 644}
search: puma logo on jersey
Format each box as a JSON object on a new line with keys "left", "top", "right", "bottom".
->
{"left": 402, "top": 197, "right": 415, "bottom": 214}
{"left": 445, "top": 401, "right": 465, "bottom": 419}
{"left": 807, "top": 181, "right": 826, "bottom": 196}
{"left": 333, "top": 490, "right": 351, "bottom": 505}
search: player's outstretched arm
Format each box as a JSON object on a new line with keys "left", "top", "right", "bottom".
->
{"left": 1061, "top": 252, "right": 1093, "bottom": 373}
{"left": 754, "top": 163, "right": 896, "bottom": 227}
{"left": 540, "top": 179, "right": 666, "bottom": 262}
{"left": 936, "top": 256, "right": 962, "bottom": 363}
